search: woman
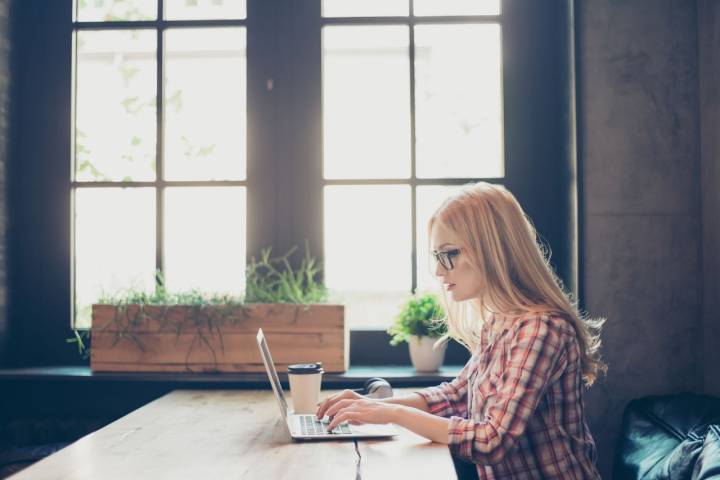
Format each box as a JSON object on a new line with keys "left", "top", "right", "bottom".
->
{"left": 316, "top": 182, "right": 605, "bottom": 479}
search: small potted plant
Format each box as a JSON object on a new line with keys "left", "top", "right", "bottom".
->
{"left": 387, "top": 292, "right": 448, "bottom": 373}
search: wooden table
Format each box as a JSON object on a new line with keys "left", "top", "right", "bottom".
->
{"left": 9, "top": 389, "right": 455, "bottom": 479}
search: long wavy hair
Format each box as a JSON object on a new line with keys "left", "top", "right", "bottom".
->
{"left": 429, "top": 182, "right": 606, "bottom": 387}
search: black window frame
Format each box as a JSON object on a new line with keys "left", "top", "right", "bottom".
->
{"left": 6, "top": 0, "right": 577, "bottom": 368}
{"left": 70, "top": 2, "right": 251, "bottom": 330}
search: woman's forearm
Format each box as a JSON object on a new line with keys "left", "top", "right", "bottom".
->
{"left": 379, "top": 393, "right": 452, "bottom": 443}
{"left": 390, "top": 404, "right": 451, "bottom": 444}
{"left": 379, "top": 392, "right": 430, "bottom": 412}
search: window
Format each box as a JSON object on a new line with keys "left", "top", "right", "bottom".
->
{"left": 320, "top": 2, "right": 504, "bottom": 328}
{"left": 71, "top": 0, "right": 507, "bottom": 330}
{"left": 72, "top": 1, "right": 248, "bottom": 327}
{"left": 8, "top": 0, "right": 576, "bottom": 365}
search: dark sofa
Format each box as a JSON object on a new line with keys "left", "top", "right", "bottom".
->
{"left": 614, "top": 392, "right": 720, "bottom": 479}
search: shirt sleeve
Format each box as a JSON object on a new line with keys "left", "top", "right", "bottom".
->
{"left": 415, "top": 355, "right": 476, "bottom": 418}
{"left": 447, "top": 316, "right": 566, "bottom": 465}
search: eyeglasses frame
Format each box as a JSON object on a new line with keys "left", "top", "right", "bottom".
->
{"left": 431, "top": 247, "right": 462, "bottom": 271}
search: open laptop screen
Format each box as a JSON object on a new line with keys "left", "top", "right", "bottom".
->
{"left": 256, "top": 329, "right": 290, "bottom": 418}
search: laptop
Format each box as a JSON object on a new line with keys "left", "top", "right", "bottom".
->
{"left": 256, "top": 328, "right": 397, "bottom": 440}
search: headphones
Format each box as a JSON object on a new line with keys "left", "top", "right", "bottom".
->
{"left": 353, "top": 377, "right": 393, "bottom": 399}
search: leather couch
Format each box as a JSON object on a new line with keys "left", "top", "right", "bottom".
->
{"left": 614, "top": 392, "right": 720, "bottom": 479}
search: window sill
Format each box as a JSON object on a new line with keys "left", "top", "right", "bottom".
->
{"left": 0, "top": 365, "right": 462, "bottom": 388}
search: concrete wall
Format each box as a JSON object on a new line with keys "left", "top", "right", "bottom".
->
{"left": 578, "top": 0, "right": 705, "bottom": 477}
{"left": 0, "top": 0, "right": 9, "bottom": 363}
{"left": 699, "top": 0, "right": 720, "bottom": 399}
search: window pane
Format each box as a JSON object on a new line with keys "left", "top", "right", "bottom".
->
{"left": 74, "top": 187, "right": 156, "bottom": 328}
{"left": 416, "top": 185, "right": 463, "bottom": 290}
{"left": 414, "top": 0, "right": 500, "bottom": 16}
{"left": 164, "top": 28, "right": 246, "bottom": 181}
{"left": 76, "top": 0, "right": 157, "bottom": 21}
{"left": 164, "top": 0, "right": 246, "bottom": 20}
{"left": 323, "top": 26, "right": 410, "bottom": 179}
{"left": 75, "top": 30, "right": 157, "bottom": 182}
{"left": 164, "top": 187, "right": 246, "bottom": 295}
{"left": 414, "top": 24, "right": 504, "bottom": 179}
{"left": 324, "top": 186, "right": 411, "bottom": 327}
{"left": 322, "top": 0, "right": 408, "bottom": 17}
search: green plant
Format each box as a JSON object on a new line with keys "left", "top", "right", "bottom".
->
{"left": 69, "top": 243, "right": 329, "bottom": 363}
{"left": 387, "top": 292, "right": 447, "bottom": 346}
{"left": 245, "top": 241, "right": 328, "bottom": 304}
{"left": 96, "top": 271, "right": 246, "bottom": 307}
{"left": 67, "top": 329, "right": 91, "bottom": 360}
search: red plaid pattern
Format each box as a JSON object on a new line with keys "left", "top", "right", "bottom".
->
{"left": 417, "top": 314, "right": 601, "bottom": 479}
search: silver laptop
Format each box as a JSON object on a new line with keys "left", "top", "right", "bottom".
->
{"left": 256, "top": 328, "right": 397, "bottom": 440}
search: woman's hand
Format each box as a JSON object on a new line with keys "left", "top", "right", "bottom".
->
{"left": 316, "top": 390, "right": 365, "bottom": 420}
{"left": 322, "top": 398, "right": 399, "bottom": 432}
{"left": 316, "top": 389, "right": 364, "bottom": 419}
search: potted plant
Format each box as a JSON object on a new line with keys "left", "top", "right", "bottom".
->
{"left": 387, "top": 292, "right": 448, "bottom": 373}
{"left": 72, "top": 242, "right": 348, "bottom": 373}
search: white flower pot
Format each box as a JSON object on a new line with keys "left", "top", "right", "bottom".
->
{"left": 408, "top": 335, "right": 448, "bottom": 373}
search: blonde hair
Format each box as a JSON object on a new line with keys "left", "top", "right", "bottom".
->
{"left": 429, "top": 182, "right": 606, "bottom": 387}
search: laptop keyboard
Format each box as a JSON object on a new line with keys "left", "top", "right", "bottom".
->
{"left": 299, "top": 415, "right": 352, "bottom": 436}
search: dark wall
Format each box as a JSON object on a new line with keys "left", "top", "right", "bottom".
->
{"left": 699, "top": 0, "right": 720, "bottom": 399}
{"left": 6, "top": 1, "right": 75, "bottom": 367}
{"left": 577, "top": 0, "right": 705, "bottom": 477}
{"left": 0, "top": 0, "right": 9, "bottom": 364}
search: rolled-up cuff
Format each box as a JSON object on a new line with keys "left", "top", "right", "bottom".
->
{"left": 415, "top": 386, "right": 453, "bottom": 417}
{"left": 447, "top": 416, "right": 474, "bottom": 461}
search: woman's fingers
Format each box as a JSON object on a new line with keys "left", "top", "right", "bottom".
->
{"left": 316, "top": 390, "right": 355, "bottom": 419}
{"left": 327, "top": 411, "right": 358, "bottom": 431}
{"left": 315, "top": 395, "right": 334, "bottom": 419}
{"left": 323, "top": 398, "right": 356, "bottom": 419}
{"left": 316, "top": 391, "right": 345, "bottom": 418}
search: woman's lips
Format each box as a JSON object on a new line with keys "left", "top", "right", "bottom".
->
{"left": 445, "top": 283, "right": 456, "bottom": 291}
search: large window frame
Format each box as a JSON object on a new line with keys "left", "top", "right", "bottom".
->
{"left": 70, "top": 3, "right": 250, "bottom": 328}
{"left": 6, "top": 0, "right": 578, "bottom": 367}
{"left": 320, "top": 9, "right": 505, "bottom": 315}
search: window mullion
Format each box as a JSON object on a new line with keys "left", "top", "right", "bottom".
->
{"left": 277, "top": 0, "right": 323, "bottom": 266}
{"left": 409, "top": 8, "right": 418, "bottom": 294}
{"left": 155, "top": 13, "right": 165, "bottom": 288}
{"left": 246, "top": 0, "right": 283, "bottom": 262}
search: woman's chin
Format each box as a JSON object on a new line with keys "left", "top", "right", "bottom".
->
{"left": 448, "top": 289, "right": 467, "bottom": 302}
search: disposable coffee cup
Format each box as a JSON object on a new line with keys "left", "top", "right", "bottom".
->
{"left": 287, "top": 363, "right": 324, "bottom": 414}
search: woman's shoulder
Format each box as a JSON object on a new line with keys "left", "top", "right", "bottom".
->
{"left": 507, "top": 310, "right": 576, "bottom": 340}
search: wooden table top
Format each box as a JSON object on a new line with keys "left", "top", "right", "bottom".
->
{"left": 9, "top": 389, "right": 455, "bottom": 479}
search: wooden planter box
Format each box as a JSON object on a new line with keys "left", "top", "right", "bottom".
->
{"left": 90, "top": 303, "right": 348, "bottom": 373}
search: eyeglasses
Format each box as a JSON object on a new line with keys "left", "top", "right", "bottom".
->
{"left": 431, "top": 248, "right": 462, "bottom": 271}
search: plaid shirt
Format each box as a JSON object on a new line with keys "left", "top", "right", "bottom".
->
{"left": 417, "top": 313, "right": 601, "bottom": 479}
